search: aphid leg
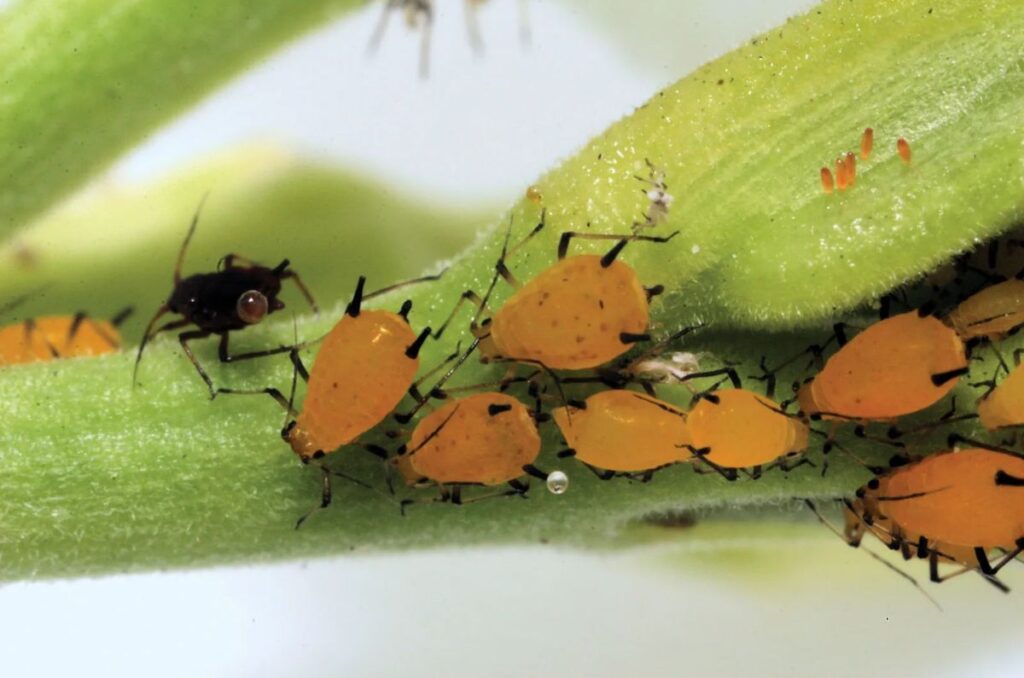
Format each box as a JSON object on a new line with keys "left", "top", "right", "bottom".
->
{"left": 805, "top": 500, "right": 942, "bottom": 609}
{"left": 433, "top": 290, "right": 489, "bottom": 339}
{"left": 677, "top": 367, "right": 742, "bottom": 391}
{"left": 408, "top": 342, "right": 462, "bottom": 404}
{"left": 583, "top": 463, "right": 616, "bottom": 481}
{"left": 437, "top": 213, "right": 542, "bottom": 338}
{"left": 777, "top": 453, "right": 815, "bottom": 473}
{"left": 295, "top": 464, "right": 333, "bottom": 530}
{"left": 464, "top": 0, "right": 485, "bottom": 56}
{"left": 451, "top": 482, "right": 531, "bottom": 506}
{"left": 178, "top": 329, "right": 218, "bottom": 397}
{"left": 886, "top": 397, "right": 978, "bottom": 439}
{"left": 213, "top": 385, "right": 296, "bottom": 417}
{"left": 395, "top": 341, "right": 481, "bottom": 423}
{"left": 928, "top": 550, "right": 1010, "bottom": 593}
{"left": 679, "top": 445, "right": 738, "bottom": 481}
{"left": 517, "top": 0, "right": 531, "bottom": 45}
{"left": 216, "top": 331, "right": 297, "bottom": 367}
{"left": 417, "top": 1, "right": 433, "bottom": 78}
{"left": 556, "top": 230, "right": 680, "bottom": 265}
{"left": 367, "top": 0, "right": 400, "bottom": 57}
{"left": 274, "top": 265, "right": 319, "bottom": 314}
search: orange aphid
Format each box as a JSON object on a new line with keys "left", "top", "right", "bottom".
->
{"left": 860, "top": 127, "right": 874, "bottom": 160}
{"left": 897, "top": 137, "right": 912, "bottom": 164}
{"left": 552, "top": 390, "right": 691, "bottom": 473}
{"left": 978, "top": 363, "right": 1024, "bottom": 431}
{"left": 486, "top": 254, "right": 651, "bottom": 369}
{"left": 0, "top": 311, "right": 130, "bottom": 365}
{"left": 687, "top": 388, "right": 809, "bottom": 476}
{"left": 525, "top": 185, "right": 543, "bottom": 204}
{"left": 798, "top": 311, "right": 968, "bottom": 420}
{"left": 283, "top": 277, "right": 429, "bottom": 462}
{"left": 849, "top": 448, "right": 1024, "bottom": 587}
{"left": 820, "top": 167, "right": 835, "bottom": 194}
{"left": 945, "top": 278, "right": 1024, "bottom": 341}
{"left": 397, "top": 392, "right": 541, "bottom": 487}
{"left": 436, "top": 211, "right": 675, "bottom": 372}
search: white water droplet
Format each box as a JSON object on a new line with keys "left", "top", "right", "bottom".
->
{"left": 546, "top": 470, "right": 569, "bottom": 495}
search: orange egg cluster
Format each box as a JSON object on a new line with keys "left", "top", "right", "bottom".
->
{"left": 818, "top": 127, "right": 913, "bottom": 194}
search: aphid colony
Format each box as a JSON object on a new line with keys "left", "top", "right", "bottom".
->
{"left": 5, "top": 148, "right": 1024, "bottom": 597}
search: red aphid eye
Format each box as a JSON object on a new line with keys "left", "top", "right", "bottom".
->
{"left": 237, "top": 290, "right": 269, "bottom": 324}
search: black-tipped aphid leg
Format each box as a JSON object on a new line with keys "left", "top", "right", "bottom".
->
{"left": 433, "top": 214, "right": 542, "bottom": 340}
{"left": 749, "top": 356, "right": 778, "bottom": 399}
{"left": 295, "top": 463, "right": 333, "bottom": 530}
{"left": 678, "top": 443, "right": 738, "bottom": 481}
{"left": 805, "top": 499, "right": 943, "bottom": 609}
{"left": 556, "top": 229, "right": 680, "bottom": 264}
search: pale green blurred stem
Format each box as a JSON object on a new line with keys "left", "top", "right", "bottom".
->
{"left": 0, "top": 0, "right": 362, "bottom": 234}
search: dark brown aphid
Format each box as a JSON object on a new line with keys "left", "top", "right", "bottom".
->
{"left": 133, "top": 199, "right": 318, "bottom": 396}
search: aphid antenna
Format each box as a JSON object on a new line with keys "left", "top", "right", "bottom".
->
{"left": 362, "top": 268, "right": 449, "bottom": 303}
{"left": 131, "top": 304, "right": 172, "bottom": 388}
{"left": 403, "top": 404, "right": 463, "bottom": 460}
{"left": 947, "top": 433, "right": 1024, "bottom": 459}
{"left": 175, "top": 192, "right": 210, "bottom": 286}
{"left": 802, "top": 499, "right": 942, "bottom": 610}
{"left": 627, "top": 323, "right": 703, "bottom": 367}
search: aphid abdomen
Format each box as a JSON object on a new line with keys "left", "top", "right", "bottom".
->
{"left": 947, "top": 279, "right": 1024, "bottom": 340}
{"left": 688, "top": 389, "right": 808, "bottom": 468}
{"left": 811, "top": 312, "right": 966, "bottom": 419}
{"left": 552, "top": 390, "right": 690, "bottom": 472}
{"left": 296, "top": 310, "right": 418, "bottom": 455}
{"left": 978, "top": 364, "right": 1024, "bottom": 430}
{"left": 405, "top": 393, "right": 540, "bottom": 485}
{"left": 490, "top": 256, "right": 648, "bottom": 370}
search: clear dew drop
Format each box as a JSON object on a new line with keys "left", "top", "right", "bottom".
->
{"left": 546, "top": 470, "right": 569, "bottom": 495}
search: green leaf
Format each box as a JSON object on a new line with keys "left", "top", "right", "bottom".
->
{"left": 0, "top": 0, "right": 361, "bottom": 235}
{"left": 2, "top": 0, "right": 1023, "bottom": 581}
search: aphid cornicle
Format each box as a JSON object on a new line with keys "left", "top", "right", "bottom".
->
{"left": 686, "top": 388, "right": 810, "bottom": 479}
{"left": 216, "top": 274, "right": 439, "bottom": 527}
{"left": 797, "top": 310, "right": 969, "bottom": 421}
{"left": 395, "top": 391, "right": 547, "bottom": 507}
{"left": 0, "top": 308, "right": 133, "bottom": 365}
{"left": 844, "top": 445, "right": 1024, "bottom": 590}
{"left": 133, "top": 199, "right": 318, "bottom": 396}
{"left": 552, "top": 390, "right": 691, "bottom": 477}
{"left": 436, "top": 209, "right": 676, "bottom": 371}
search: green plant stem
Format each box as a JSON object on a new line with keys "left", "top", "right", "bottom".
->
{"left": 1, "top": 0, "right": 1023, "bottom": 581}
